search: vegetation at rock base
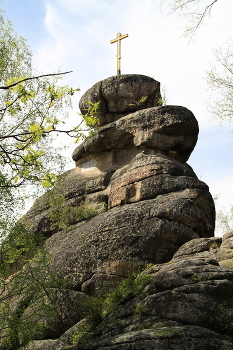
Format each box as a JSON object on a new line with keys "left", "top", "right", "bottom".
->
{"left": 72, "top": 272, "right": 153, "bottom": 348}
{"left": 0, "top": 266, "right": 154, "bottom": 349}
{"left": 0, "top": 234, "right": 66, "bottom": 349}
{"left": 0, "top": 17, "right": 100, "bottom": 345}
{"left": 0, "top": 191, "right": 104, "bottom": 349}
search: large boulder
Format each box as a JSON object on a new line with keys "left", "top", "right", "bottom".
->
{"left": 79, "top": 74, "right": 161, "bottom": 126}
{"left": 73, "top": 105, "right": 199, "bottom": 163}
{"left": 45, "top": 188, "right": 214, "bottom": 291}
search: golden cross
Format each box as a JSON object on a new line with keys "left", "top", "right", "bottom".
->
{"left": 110, "top": 32, "right": 128, "bottom": 76}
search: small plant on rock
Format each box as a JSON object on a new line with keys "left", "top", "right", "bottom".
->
{"left": 72, "top": 271, "right": 153, "bottom": 348}
{"left": 127, "top": 93, "right": 148, "bottom": 110}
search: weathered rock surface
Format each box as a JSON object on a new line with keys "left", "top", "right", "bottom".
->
{"left": 1, "top": 75, "right": 220, "bottom": 350}
{"left": 23, "top": 231, "right": 233, "bottom": 350}
{"left": 72, "top": 105, "right": 199, "bottom": 162}
{"left": 20, "top": 289, "right": 87, "bottom": 342}
{"left": 23, "top": 153, "right": 215, "bottom": 293}
{"left": 79, "top": 75, "right": 161, "bottom": 126}
{"left": 25, "top": 150, "right": 214, "bottom": 239}
{"left": 45, "top": 190, "right": 214, "bottom": 291}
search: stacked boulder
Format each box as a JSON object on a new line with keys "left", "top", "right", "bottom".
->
{"left": 6, "top": 74, "right": 226, "bottom": 350}
{"left": 25, "top": 74, "right": 215, "bottom": 293}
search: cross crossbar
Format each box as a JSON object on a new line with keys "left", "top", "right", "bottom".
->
{"left": 110, "top": 32, "right": 128, "bottom": 76}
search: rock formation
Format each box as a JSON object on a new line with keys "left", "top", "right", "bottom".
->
{"left": 24, "top": 231, "right": 233, "bottom": 350}
{"left": 2, "top": 74, "right": 230, "bottom": 350}
{"left": 22, "top": 74, "right": 215, "bottom": 294}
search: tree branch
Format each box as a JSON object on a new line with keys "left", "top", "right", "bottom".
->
{"left": 195, "top": 0, "right": 217, "bottom": 29}
{"left": 0, "top": 71, "right": 73, "bottom": 90}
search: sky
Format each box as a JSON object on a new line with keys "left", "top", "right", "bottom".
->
{"left": 1, "top": 0, "right": 233, "bottom": 235}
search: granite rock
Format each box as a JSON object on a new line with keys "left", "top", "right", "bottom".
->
{"left": 1, "top": 75, "right": 220, "bottom": 350}
{"left": 23, "top": 236, "right": 233, "bottom": 350}
{"left": 79, "top": 75, "right": 161, "bottom": 126}
{"left": 72, "top": 105, "right": 199, "bottom": 163}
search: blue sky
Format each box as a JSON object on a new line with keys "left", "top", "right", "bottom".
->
{"left": 1, "top": 0, "right": 233, "bottom": 233}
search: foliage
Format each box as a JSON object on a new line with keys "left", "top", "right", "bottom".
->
{"left": 0, "top": 231, "right": 67, "bottom": 349}
{"left": 103, "top": 272, "right": 152, "bottom": 316}
{"left": 199, "top": 302, "right": 233, "bottom": 337}
{"left": 0, "top": 183, "right": 102, "bottom": 349}
{"left": 153, "top": 326, "right": 181, "bottom": 337}
{"left": 207, "top": 42, "right": 233, "bottom": 124}
{"left": 159, "top": 85, "right": 168, "bottom": 106}
{"left": 164, "top": 0, "right": 218, "bottom": 38}
{"left": 208, "top": 241, "right": 221, "bottom": 250}
{"left": 72, "top": 295, "right": 105, "bottom": 347}
{"left": 191, "top": 272, "right": 213, "bottom": 282}
{"left": 74, "top": 101, "right": 100, "bottom": 143}
{"left": 0, "top": 8, "right": 100, "bottom": 241}
{"left": 0, "top": 9, "right": 72, "bottom": 189}
{"left": 28, "top": 174, "right": 103, "bottom": 233}
{"left": 0, "top": 222, "right": 45, "bottom": 276}
{"left": 164, "top": 1, "right": 233, "bottom": 136}
{"left": 72, "top": 271, "right": 153, "bottom": 348}
{"left": 48, "top": 192, "right": 99, "bottom": 231}
{"left": 216, "top": 204, "right": 233, "bottom": 233}
{"left": 127, "top": 93, "right": 148, "bottom": 110}
{"left": 224, "top": 259, "right": 233, "bottom": 270}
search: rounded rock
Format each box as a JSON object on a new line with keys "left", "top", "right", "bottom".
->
{"left": 79, "top": 74, "right": 161, "bottom": 126}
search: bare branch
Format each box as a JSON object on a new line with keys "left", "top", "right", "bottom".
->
{"left": 166, "top": 0, "right": 218, "bottom": 36}
{"left": 195, "top": 0, "right": 217, "bottom": 30}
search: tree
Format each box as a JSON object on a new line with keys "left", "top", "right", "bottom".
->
{"left": 0, "top": 8, "right": 101, "bottom": 347}
{"left": 164, "top": 0, "right": 233, "bottom": 123}
{"left": 163, "top": 0, "right": 233, "bottom": 233}
{"left": 0, "top": 174, "right": 103, "bottom": 349}
{"left": 0, "top": 226, "right": 72, "bottom": 349}
{"left": 164, "top": 0, "right": 218, "bottom": 37}
{"left": 0, "top": 9, "right": 98, "bottom": 239}
{"left": 207, "top": 42, "right": 233, "bottom": 124}
{"left": 216, "top": 204, "right": 233, "bottom": 233}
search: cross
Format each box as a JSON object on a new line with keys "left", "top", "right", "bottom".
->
{"left": 110, "top": 33, "right": 128, "bottom": 76}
